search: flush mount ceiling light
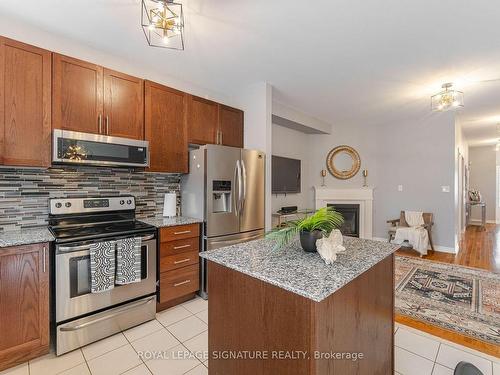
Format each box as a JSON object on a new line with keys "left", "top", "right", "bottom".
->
{"left": 431, "top": 83, "right": 464, "bottom": 111}
{"left": 141, "top": 0, "right": 184, "bottom": 50}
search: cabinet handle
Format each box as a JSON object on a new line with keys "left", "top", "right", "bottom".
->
{"left": 220, "top": 131, "right": 223, "bottom": 144}
{"left": 216, "top": 130, "right": 220, "bottom": 144}
{"left": 42, "top": 246, "right": 46, "bottom": 273}
{"left": 174, "top": 279, "right": 191, "bottom": 287}
{"left": 174, "top": 258, "right": 191, "bottom": 264}
{"left": 105, "top": 116, "right": 110, "bottom": 135}
{"left": 174, "top": 230, "right": 191, "bottom": 235}
{"left": 98, "top": 115, "right": 102, "bottom": 134}
{"left": 173, "top": 244, "right": 191, "bottom": 250}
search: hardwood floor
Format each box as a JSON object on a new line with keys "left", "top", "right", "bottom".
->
{"left": 396, "top": 223, "right": 500, "bottom": 273}
{"left": 395, "top": 223, "right": 500, "bottom": 357}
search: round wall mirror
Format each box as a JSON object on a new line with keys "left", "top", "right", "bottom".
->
{"left": 326, "top": 145, "right": 361, "bottom": 179}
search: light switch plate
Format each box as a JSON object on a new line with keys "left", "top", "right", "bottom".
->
{"left": 397, "top": 185, "right": 403, "bottom": 192}
{"left": 441, "top": 185, "right": 450, "bottom": 193}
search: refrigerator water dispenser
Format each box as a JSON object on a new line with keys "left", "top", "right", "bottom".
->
{"left": 212, "top": 180, "right": 232, "bottom": 213}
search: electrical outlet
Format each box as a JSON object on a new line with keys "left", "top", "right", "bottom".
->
{"left": 397, "top": 185, "right": 403, "bottom": 192}
{"left": 441, "top": 185, "right": 450, "bottom": 193}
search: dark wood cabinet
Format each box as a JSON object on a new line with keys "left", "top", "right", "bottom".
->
{"left": 53, "top": 54, "right": 144, "bottom": 139}
{"left": 186, "top": 95, "right": 244, "bottom": 148}
{"left": 0, "top": 37, "right": 51, "bottom": 167}
{"left": 104, "top": 68, "right": 144, "bottom": 139}
{"left": 219, "top": 104, "right": 244, "bottom": 148}
{"left": 145, "top": 81, "right": 187, "bottom": 173}
{"left": 0, "top": 243, "right": 49, "bottom": 371}
{"left": 52, "top": 53, "right": 103, "bottom": 134}
{"left": 187, "top": 95, "right": 218, "bottom": 145}
{"left": 157, "top": 224, "right": 200, "bottom": 311}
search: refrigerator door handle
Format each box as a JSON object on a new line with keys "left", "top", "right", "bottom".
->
{"left": 234, "top": 160, "right": 241, "bottom": 216}
{"left": 240, "top": 159, "right": 247, "bottom": 214}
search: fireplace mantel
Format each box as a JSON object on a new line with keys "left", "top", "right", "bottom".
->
{"left": 314, "top": 186, "right": 374, "bottom": 239}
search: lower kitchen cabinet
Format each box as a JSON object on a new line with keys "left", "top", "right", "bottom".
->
{"left": 157, "top": 224, "right": 201, "bottom": 311}
{"left": 0, "top": 243, "right": 49, "bottom": 371}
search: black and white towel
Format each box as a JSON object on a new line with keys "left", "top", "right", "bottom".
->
{"left": 90, "top": 241, "right": 116, "bottom": 293}
{"left": 116, "top": 237, "right": 142, "bottom": 285}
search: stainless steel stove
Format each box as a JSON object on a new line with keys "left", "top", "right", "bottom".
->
{"left": 49, "top": 196, "right": 157, "bottom": 355}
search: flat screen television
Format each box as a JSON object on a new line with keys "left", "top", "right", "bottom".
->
{"left": 272, "top": 155, "right": 301, "bottom": 194}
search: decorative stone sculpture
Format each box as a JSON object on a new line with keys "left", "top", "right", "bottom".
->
{"left": 316, "top": 229, "right": 346, "bottom": 264}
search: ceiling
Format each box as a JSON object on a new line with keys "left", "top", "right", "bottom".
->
{"left": 1, "top": 0, "right": 500, "bottom": 142}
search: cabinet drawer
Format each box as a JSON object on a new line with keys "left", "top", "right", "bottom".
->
{"left": 160, "top": 237, "right": 199, "bottom": 257}
{"left": 160, "top": 250, "right": 199, "bottom": 272}
{"left": 160, "top": 264, "right": 199, "bottom": 303}
{"left": 160, "top": 224, "right": 200, "bottom": 242}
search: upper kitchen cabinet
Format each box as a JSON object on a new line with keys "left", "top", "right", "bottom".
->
{"left": 219, "top": 104, "right": 244, "bottom": 148}
{"left": 0, "top": 37, "right": 52, "bottom": 167}
{"left": 145, "top": 81, "right": 187, "bottom": 173}
{"left": 53, "top": 54, "right": 144, "bottom": 139}
{"left": 187, "top": 95, "right": 218, "bottom": 145}
{"left": 103, "top": 68, "right": 144, "bottom": 139}
{"left": 52, "top": 53, "right": 103, "bottom": 135}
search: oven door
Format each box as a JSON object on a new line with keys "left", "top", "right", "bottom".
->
{"left": 52, "top": 129, "right": 149, "bottom": 168}
{"left": 55, "top": 233, "right": 157, "bottom": 323}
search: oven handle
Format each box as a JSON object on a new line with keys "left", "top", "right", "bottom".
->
{"left": 59, "top": 296, "right": 155, "bottom": 332}
{"left": 58, "top": 234, "right": 156, "bottom": 252}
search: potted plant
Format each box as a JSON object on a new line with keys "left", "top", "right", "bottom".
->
{"left": 266, "top": 207, "right": 344, "bottom": 252}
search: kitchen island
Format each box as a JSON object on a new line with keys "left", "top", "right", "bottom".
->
{"left": 200, "top": 236, "right": 399, "bottom": 375}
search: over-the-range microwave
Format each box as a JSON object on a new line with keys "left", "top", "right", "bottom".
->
{"left": 52, "top": 129, "right": 149, "bottom": 168}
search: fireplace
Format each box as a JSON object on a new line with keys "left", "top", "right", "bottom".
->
{"left": 328, "top": 203, "right": 360, "bottom": 237}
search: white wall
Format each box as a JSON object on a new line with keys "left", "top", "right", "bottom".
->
{"left": 278, "top": 112, "right": 458, "bottom": 251}
{"left": 469, "top": 146, "right": 496, "bottom": 222}
{"left": 271, "top": 124, "right": 310, "bottom": 213}
{"left": 454, "top": 118, "right": 469, "bottom": 247}
{"left": 374, "top": 112, "right": 456, "bottom": 250}
{"left": 237, "top": 82, "right": 273, "bottom": 230}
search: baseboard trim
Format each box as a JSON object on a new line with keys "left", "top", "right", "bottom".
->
{"left": 371, "top": 237, "right": 456, "bottom": 254}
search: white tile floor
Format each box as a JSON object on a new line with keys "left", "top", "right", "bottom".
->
{"left": 1, "top": 296, "right": 498, "bottom": 375}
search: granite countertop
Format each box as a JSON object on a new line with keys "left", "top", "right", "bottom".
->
{"left": 0, "top": 227, "right": 54, "bottom": 248}
{"left": 139, "top": 216, "right": 203, "bottom": 228}
{"left": 200, "top": 236, "right": 399, "bottom": 302}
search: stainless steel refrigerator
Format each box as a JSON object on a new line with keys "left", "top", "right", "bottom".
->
{"left": 182, "top": 144, "right": 265, "bottom": 298}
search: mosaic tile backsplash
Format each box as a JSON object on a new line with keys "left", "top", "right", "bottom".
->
{"left": 0, "top": 166, "right": 181, "bottom": 231}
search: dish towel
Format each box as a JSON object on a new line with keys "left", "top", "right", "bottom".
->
{"left": 316, "top": 229, "right": 346, "bottom": 264}
{"left": 90, "top": 241, "right": 116, "bottom": 293}
{"left": 116, "top": 237, "right": 142, "bottom": 285}
{"left": 393, "top": 211, "right": 429, "bottom": 256}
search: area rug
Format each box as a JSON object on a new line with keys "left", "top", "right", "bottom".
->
{"left": 395, "top": 255, "right": 500, "bottom": 346}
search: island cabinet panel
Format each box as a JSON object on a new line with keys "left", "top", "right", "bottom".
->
{"left": 0, "top": 37, "right": 51, "bottom": 167}
{"left": 207, "top": 254, "right": 395, "bottom": 375}
{"left": 52, "top": 53, "right": 103, "bottom": 134}
{"left": 218, "top": 104, "right": 243, "bottom": 148}
{"left": 145, "top": 81, "right": 187, "bottom": 173}
{"left": 187, "top": 95, "right": 218, "bottom": 145}
{"left": 103, "top": 68, "right": 144, "bottom": 139}
{"left": 157, "top": 224, "right": 201, "bottom": 312}
{"left": 0, "top": 243, "right": 49, "bottom": 372}
{"left": 312, "top": 254, "right": 394, "bottom": 375}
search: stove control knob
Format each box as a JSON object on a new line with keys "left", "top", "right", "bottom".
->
{"left": 65, "top": 202, "right": 72, "bottom": 208}
{"left": 55, "top": 202, "right": 62, "bottom": 208}
{"left": 126, "top": 199, "right": 132, "bottom": 205}
{"left": 120, "top": 200, "right": 125, "bottom": 205}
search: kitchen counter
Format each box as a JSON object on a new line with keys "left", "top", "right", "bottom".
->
{"left": 0, "top": 227, "right": 54, "bottom": 248}
{"left": 139, "top": 215, "right": 203, "bottom": 228}
{"left": 200, "top": 236, "right": 398, "bottom": 302}
{"left": 203, "top": 236, "right": 398, "bottom": 374}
